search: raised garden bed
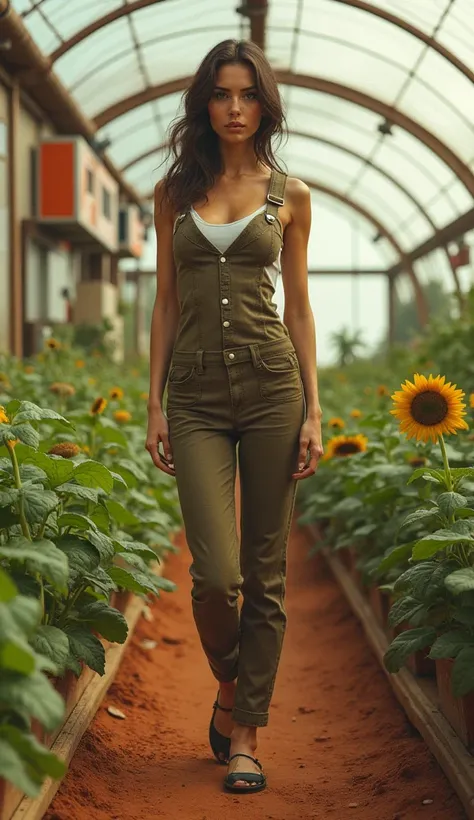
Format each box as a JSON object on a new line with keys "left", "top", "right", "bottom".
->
{"left": 305, "top": 524, "right": 474, "bottom": 820}
{"left": 0, "top": 562, "right": 163, "bottom": 820}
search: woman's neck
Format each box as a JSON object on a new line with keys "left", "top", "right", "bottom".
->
{"left": 218, "top": 142, "right": 262, "bottom": 179}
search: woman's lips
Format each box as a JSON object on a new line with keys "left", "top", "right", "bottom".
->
{"left": 226, "top": 123, "right": 245, "bottom": 129}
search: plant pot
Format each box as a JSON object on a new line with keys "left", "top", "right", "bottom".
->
{"left": 436, "top": 657, "right": 474, "bottom": 752}
{"left": 368, "top": 585, "right": 391, "bottom": 630}
{"left": 393, "top": 621, "right": 436, "bottom": 678}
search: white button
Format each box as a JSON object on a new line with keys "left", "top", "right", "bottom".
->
{"left": 220, "top": 256, "right": 226, "bottom": 263}
{"left": 223, "top": 321, "right": 230, "bottom": 328}
{"left": 222, "top": 298, "right": 229, "bottom": 305}
{"left": 228, "top": 353, "right": 235, "bottom": 360}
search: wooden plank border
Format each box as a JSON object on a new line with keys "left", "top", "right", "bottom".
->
{"left": 305, "top": 525, "right": 474, "bottom": 819}
{"left": 8, "top": 561, "right": 164, "bottom": 820}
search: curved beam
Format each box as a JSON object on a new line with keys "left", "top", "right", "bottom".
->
{"left": 46, "top": 0, "right": 474, "bottom": 95}
{"left": 120, "top": 131, "right": 436, "bottom": 230}
{"left": 330, "top": 0, "right": 474, "bottom": 86}
{"left": 143, "top": 177, "right": 428, "bottom": 326}
{"left": 93, "top": 72, "right": 474, "bottom": 198}
{"left": 49, "top": 0, "right": 168, "bottom": 63}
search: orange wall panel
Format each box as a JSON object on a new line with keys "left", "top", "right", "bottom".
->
{"left": 40, "top": 143, "right": 74, "bottom": 218}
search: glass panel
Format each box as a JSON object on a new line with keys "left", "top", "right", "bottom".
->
{"left": 439, "top": 0, "right": 474, "bottom": 72}
{"left": 371, "top": 1, "right": 448, "bottom": 34}
{"left": 77, "top": 54, "right": 145, "bottom": 118}
{"left": 43, "top": 0, "right": 120, "bottom": 40}
{"left": 21, "top": 10, "right": 61, "bottom": 52}
{"left": 55, "top": 18, "right": 134, "bottom": 90}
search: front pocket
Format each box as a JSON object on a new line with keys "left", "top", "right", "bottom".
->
{"left": 167, "top": 365, "right": 200, "bottom": 407}
{"left": 257, "top": 352, "right": 302, "bottom": 403}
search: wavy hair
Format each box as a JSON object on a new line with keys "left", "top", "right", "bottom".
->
{"left": 160, "top": 39, "right": 288, "bottom": 214}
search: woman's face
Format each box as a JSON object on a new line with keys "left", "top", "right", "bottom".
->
{"left": 208, "top": 62, "right": 262, "bottom": 143}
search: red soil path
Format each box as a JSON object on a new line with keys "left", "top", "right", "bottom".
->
{"left": 45, "top": 520, "right": 466, "bottom": 820}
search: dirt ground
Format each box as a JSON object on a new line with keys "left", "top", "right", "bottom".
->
{"left": 45, "top": 519, "right": 467, "bottom": 820}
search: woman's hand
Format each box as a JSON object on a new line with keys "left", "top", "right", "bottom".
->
{"left": 145, "top": 406, "right": 176, "bottom": 477}
{"left": 292, "top": 415, "right": 324, "bottom": 480}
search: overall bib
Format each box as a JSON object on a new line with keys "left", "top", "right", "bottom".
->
{"left": 167, "top": 169, "right": 305, "bottom": 728}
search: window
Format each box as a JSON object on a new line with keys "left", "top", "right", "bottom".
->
{"left": 102, "top": 186, "right": 111, "bottom": 220}
{"left": 86, "top": 168, "right": 94, "bottom": 194}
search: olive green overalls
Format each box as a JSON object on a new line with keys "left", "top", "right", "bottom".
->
{"left": 166, "top": 169, "right": 306, "bottom": 727}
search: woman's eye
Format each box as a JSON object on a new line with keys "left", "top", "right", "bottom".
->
{"left": 245, "top": 92, "right": 258, "bottom": 100}
{"left": 213, "top": 91, "right": 227, "bottom": 99}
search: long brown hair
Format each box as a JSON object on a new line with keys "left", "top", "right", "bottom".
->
{"left": 160, "top": 39, "right": 288, "bottom": 214}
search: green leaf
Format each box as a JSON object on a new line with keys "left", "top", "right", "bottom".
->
{"left": 387, "top": 595, "right": 427, "bottom": 628}
{"left": 0, "top": 725, "right": 65, "bottom": 794}
{"left": 10, "top": 424, "right": 40, "bottom": 449}
{"left": 0, "top": 737, "right": 43, "bottom": 797}
{"left": 0, "top": 488, "right": 20, "bottom": 506}
{"left": 438, "top": 492, "right": 468, "bottom": 519}
{"left": 452, "top": 647, "right": 474, "bottom": 697}
{"left": 378, "top": 542, "right": 414, "bottom": 572}
{"left": 55, "top": 535, "right": 100, "bottom": 587}
{"left": 108, "top": 566, "right": 152, "bottom": 596}
{"left": 58, "top": 483, "right": 100, "bottom": 504}
{"left": 445, "top": 568, "right": 474, "bottom": 595}
{"left": 407, "top": 467, "right": 446, "bottom": 485}
{"left": 87, "top": 503, "right": 110, "bottom": 532}
{"left": 57, "top": 512, "right": 98, "bottom": 532}
{"left": 399, "top": 508, "right": 438, "bottom": 531}
{"left": 14, "top": 401, "right": 71, "bottom": 427}
{"left": 394, "top": 561, "right": 439, "bottom": 597}
{"left": 113, "top": 538, "right": 157, "bottom": 560}
{"left": 87, "top": 529, "right": 115, "bottom": 562}
{"left": 0, "top": 638, "right": 36, "bottom": 675}
{"left": 72, "top": 601, "right": 128, "bottom": 643}
{"left": 383, "top": 626, "right": 437, "bottom": 673}
{"left": 331, "top": 496, "right": 362, "bottom": 515}
{"left": 0, "top": 538, "right": 69, "bottom": 590}
{"left": 4, "top": 594, "right": 42, "bottom": 635}
{"left": 428, "top": 629, "right": 474, "bottom": 660}
{"left": 74, "top": 461, "right": 114, "bottom": 493}
{"left": 114, "top": 458, "right": 147, "bottom": 484}
{"left": 30, "top": 625, "right": 70, "bottom": 671}
{"left": 22, "top": 450, "right": 75, "bottom": 488}
{"left": 0, "top": 670, "right": 65, "bottom": 730}
{"left": 413, "top": 529, "right": 472, "bottom": 560}
{"left": 64, "top": 625, "right": 105, "bottom": 675}
{"left": 0, "top": 566, "right": 17, "bottom": 603}
{"left": 21, "top": 487, "right": 58, "bottom": 524}
{"left": 105, "top": 499, "right": 140, "bottom": 527}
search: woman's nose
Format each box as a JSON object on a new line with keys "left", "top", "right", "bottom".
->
{"left": 229, "top": 97, "right": 241, "bottom": 114}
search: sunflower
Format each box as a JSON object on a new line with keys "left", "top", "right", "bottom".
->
{"left": 328, "top": 417, "right": 345, "bottom": 430}
{"left": 75, "top": 359, "right": 85, "bottom": 368}
{"left": 46, "top": 338, "right": 61, "bottom": 350}
{"left": 0, "top": 406, "right": 8, "bottom": 424}
{"left": 109, "top": 387, "right": 124, "bottom": 400}
{"left": 90, "top": 397, "right": 107, "bottom": 415}
{"left": 140, "top": 392, "right": 149, "bottom": 401}
{"left": 391, "top": 373, "right": 468, "bottom": 444}
{"left": 323, "top": 433, "right": 368, "bottom": 460}
{"left": 408, "top": 455, "right": 427, "bottom": 468}
{"left": 377, "top": 385, "right": 389, "bottom": 397}
{"left": 24, "top": 366, "right": 34, "bottom": 374}
{"left": 114, "top": 410, "right": 132, "bottom": 424}
{"left": 88, "top": 377, "right": 97, "bottom": 386}
{"left": 50, "top": 382, "right": 76, "bottom": 397}
{"left": 470, "top": 392, "right": 474, "bottom": 409}
{"left": 350, "top": 409, "right": 362, "bottom": 419}
{"left": 48, "top": 442, "right": 80, "bottom": 458}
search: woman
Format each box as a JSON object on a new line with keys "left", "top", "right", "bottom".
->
{"left": 145, "top": 38, "right": 323, "bottom": 794}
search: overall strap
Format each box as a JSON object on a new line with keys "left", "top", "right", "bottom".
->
{"left": 265, "top": 169, "right": 287, "bottom": 219}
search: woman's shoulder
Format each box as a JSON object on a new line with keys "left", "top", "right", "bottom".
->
{"left": 284, "top": 176, "right": 311, "bottom": 202}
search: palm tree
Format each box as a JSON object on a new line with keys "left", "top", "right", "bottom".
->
{"left": 329, "top": 327, "right": 366, "bottom": 367}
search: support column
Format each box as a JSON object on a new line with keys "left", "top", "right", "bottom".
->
{"left": 387, "top": 273, "right": 395, "bottom": 347}
{"left": 8, "top": 78, "right": 22, "bottom": 357}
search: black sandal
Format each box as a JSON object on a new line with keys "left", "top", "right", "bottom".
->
{"left": 223, "top": 753, "right": 267, "bottom": 793}
{"left": 209, "top": 689, "right": 233, "bottom": 764}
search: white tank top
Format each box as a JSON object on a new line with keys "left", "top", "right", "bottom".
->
{"left": 190, "top": 205, "right": 281, "bottom": 288}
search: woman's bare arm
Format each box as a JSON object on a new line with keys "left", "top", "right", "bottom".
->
{"left": 147, "top": 180, "right": 180, "bottom": 412}
{"left": 145, "top": 181, "right": 180, "bottom": 474}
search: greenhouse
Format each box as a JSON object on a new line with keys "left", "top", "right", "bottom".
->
{"left": 1, "top": 0, "right": 474, "bottom": 817}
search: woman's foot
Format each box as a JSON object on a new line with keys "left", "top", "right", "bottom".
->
{"left": 228, "top": 726, "right": 261, "bottom": 788}
{"left": 213, "top": 680, "right": 236, "bottom": 760}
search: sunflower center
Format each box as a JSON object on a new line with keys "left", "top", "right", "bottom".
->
{"left": 335, "top": 442, "right": 360, "bottom": 456}
{"left": 410, "top": 390, "right": 448, "bottom": 426}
